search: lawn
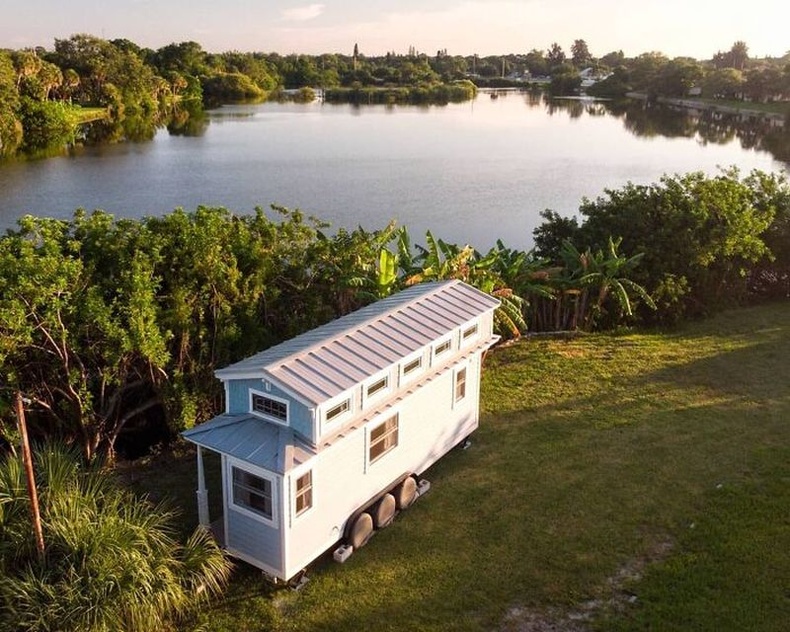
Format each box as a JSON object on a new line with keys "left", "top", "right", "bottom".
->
{"left": 126, "top": 302, "right": 790, "bottom": 631}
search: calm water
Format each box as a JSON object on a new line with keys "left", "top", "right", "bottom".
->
{"left": 1, "top": 91, "right": 787, "bottom": 250}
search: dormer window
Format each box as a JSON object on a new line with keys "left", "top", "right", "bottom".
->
{"left": 404, "top": 357, "right": 421, "bottom": 373}
{"left": 251, "top": 391, "right": 288, "bottom": 425}
{"left": 367, "top": 376, "right": 388, "bottom": 398}
{"left": 461, "top": 322, "right": 479, "bottom": 345}
{"left": 326, "top": 399, "right": 350, "bottom": 422}
{"left": 432, "top": 337, "right": 452, "bottom": 363}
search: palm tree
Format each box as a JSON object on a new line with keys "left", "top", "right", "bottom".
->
{"left": 560, "top": 237, "right": 656, "bottom": 330}
{"left": 404, "top": 231, "right": 528, "bottom": 338}
{"left": 0, "top": 444, "right": 231, "bottom": 632}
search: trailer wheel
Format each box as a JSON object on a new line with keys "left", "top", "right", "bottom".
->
{"left": 371, "top": 493, "right": 396, "bottom": 528}
{"left": 348, "top": 512, "right": 374, "bottom": 549}
{"left": 393, "top": 476, "right": 417, "bottom": 510}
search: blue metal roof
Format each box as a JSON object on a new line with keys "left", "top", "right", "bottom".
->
{"left": 182, "top": 413, "right": 314, "bottom": 473}
{"left": 215, "top": 280, "right": 500, "bottom": 406}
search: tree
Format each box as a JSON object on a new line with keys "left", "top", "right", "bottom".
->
{"left": 403, "top": 231, "right": 527, "bottom": 338}
{"left": 729, "top": 40, "right": 749, "bottom": 71}
{"left": 0, "top": 213, "right": 170, "bottom": 460}
{"left": 0, "top": 443, "right": 231, "bottom": 632}
{"left": 654, "top": 57, "right": 703, "bottom": 97}
{"left": 548, "top": 64, "right": 581, "bottom": 95}
{"left": 599, "top": 50, "right": 625, "bottom": 70}
{"left": 703, "top": 67, "right": 744, "bottom": 99}
{"left": 568, "top": 169, "right": 780, "bottom": 320}
{"left": 547, "top": 42, "right": 566, "bottom": 69}
{"left": 524, "top": 48, "right": 549, "bottom": 76}
{"left": 628, "top": 52, "right": 669, "bottom": 93}
{"left": 0, "top": 51, "right": 23, "bottom": 156}
{"left": 559, "top": 237, "right": 655, "bottom": 330}
{"left": 151, "top": 41, "right": 209, "bottom": 76}
{"left": 571, "top": 39, "right": 593, "bottom": 68}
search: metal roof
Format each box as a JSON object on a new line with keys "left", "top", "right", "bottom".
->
{"left": 215, "top": 280, "right": 500, "bottom": 406}
{"left": 182, "top": 413, "right": 314, "bottom": 473}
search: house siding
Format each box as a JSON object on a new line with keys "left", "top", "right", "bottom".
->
{"left": 281, "top": 352, "right": 483, "bottom": 578}
{"left": 226, "top": 378, "right": 313, "bottom": 440}
{"left": 184, "top": 281, "right": 500, "bottom": 582}
{"left": 225, "top": 471, "right": 284, "bottom": 576}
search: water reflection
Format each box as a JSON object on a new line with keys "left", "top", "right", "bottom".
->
{"left": 516, "top": 92, "right": 790, "bottom": 167}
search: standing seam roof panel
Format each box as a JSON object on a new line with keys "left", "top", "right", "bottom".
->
{"left": 215, "top": 281, "right": 500, "bottom": 405}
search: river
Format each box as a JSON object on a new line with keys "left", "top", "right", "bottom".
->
{"left": 1, "top": 91, "right": 787, "bottom": 250}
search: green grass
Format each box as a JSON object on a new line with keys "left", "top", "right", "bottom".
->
{"left": 127, "top": 302, "right": 790, "bottom": 631}
{"left": 70, "top": 105, "right": 108, "bottom": 124}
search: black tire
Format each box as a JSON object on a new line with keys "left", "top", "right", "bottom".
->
{"left": 393, "top": 476, "right": 417, "bottom": 510}
{"left": 348, "top": 512, "right": 374, "bottom": 549}
{"left": 371, "top": 493, "right": 396, "bottom": 528}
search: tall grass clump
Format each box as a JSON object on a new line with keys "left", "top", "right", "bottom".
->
{"left": 0, "top": 443, "right": 231, "bottom": 632}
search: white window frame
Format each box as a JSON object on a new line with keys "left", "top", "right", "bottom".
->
{"left": 293, "top": 469, "right": 313, "bottom": 518}
{"left": 399, "top": 349, "right": 425, "bottom": 385}
{"left": 249, "top": 389, "right": 289, "bottom": 426}
{"left": 325, "top": 398, "right": 351, "bottom": 423}
{"left": 460, "top": 320, "right": 480, "bottom": 347}
{"left": 320, "top": 391, "right": 353, "bottom": 435}
{"left": 227, "top": 457, "right": 278, "bottom": 527}
{"left": 363, "top": 369, "right": 391, "bottom": 408}
{"left": 453, "top": 364, "right": 468, "bottom": 407}
{"left": 431, "top": 335, "right": 454, "bottom": 365}
{"left": 367, "top": 412, "right": 400, "bottom": 467}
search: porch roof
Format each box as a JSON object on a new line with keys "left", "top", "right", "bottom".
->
{"left": 182, "top": 413, "right": 314, "bottom": 474}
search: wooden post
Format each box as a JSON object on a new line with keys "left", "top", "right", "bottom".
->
{"left": 196, "top": 446, "right": 210, "bottom": 527}
{"left": 15, "top": 392, "right": 45, "bottom": 557}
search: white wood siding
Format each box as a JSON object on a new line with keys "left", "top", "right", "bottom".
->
{"left": 280, "top": 352, "right": 482, "bottom": 579}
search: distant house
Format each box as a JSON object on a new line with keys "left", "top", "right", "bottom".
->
{"left": 182, "top": 280, "right": 500, "bottom": 582}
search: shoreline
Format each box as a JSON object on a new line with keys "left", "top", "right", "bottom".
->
{"left": 627, "top": 92, "right": 787, "bottom": 126}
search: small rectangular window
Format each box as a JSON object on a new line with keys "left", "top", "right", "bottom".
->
{"left": 367, "top": 376, "right": 388, "bottom": 398}
{"left": 455, "top": 367, "right": 467, "bottom": 402}
{"left": 403, "top": 356, "right": 422, "bottom": 375}
{"left": 252, "top": 393, "right": 287, "bottom": 422}
{"left": 232, "top": 467, "right": 273, "bottom": 519}
{"left": 462, "top": 323, "right": 479, "bottom": 341}
{"left": 326, "top": 399, "right": 350, "bottom": 422}
{"left": 369, "top": 414, "right": 399, "bottom": 463}
{"left": 434, "top": 339, "right": 452, "bottom": 357}
{"left": 295, "top": 471, "right": 313, "bottom": 516}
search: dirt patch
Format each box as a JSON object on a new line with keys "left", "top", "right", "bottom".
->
{"left": 501, "top": 539, "right": 673, "bottom": 632}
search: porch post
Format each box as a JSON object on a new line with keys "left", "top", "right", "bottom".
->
{"left": 196, "top": 446, "right": 210, "bottom": 527}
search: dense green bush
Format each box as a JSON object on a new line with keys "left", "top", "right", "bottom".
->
{"left": 0, "top": 444, "right": 231, "bottom": 632}
{"left": 19, "top": 97, "right": 75, "bottom": 150}
{"left": 534, "top": 169, "right": 790, "bottom": 323}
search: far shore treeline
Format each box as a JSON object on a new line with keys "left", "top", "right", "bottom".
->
{"left": 0, "top": 167, "right": 788, "bottom": 462}
{"left": 1, "top": 35, "right": 789, "bottom": 157}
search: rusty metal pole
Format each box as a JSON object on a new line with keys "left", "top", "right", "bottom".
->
{"left": 15, "top": 391, "right": 45, "bottom": 557}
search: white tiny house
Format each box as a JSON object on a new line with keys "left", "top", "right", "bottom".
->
{"left": 182, "top": 280, "right": 500, "bottom": 582}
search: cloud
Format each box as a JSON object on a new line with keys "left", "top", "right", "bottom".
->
{"left": 281, "top": 4, "right": 325, "bottom": 22}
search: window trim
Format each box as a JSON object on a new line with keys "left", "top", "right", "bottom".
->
{"left": 460, "top": 320, "right": 480, "bottom": 346}
{"left": 250, "top": 389, "right": 289, "bottom": 426}
{"left": 399, "top": 349, "right": 425, "bottom": 385}
{"left": 294, "top": 469, "right": 313, "bottom": 518}
{"left": 227, "top": 458, "right": 278, "bottom": 527}
{"left": 363, "top": 370, "right": 391, "bottom": 408}
{"left": 325, "top": 398, "right": 351, "bottom": 423}
{"left": 319, "top": 391, "right": 354, "bottom": 435}
{"left": 454, "top": 365, "right": 468, "bottom": 405}
{"left": 367, "top": 413, "right": 400, "bottom": 466}
{"left": 431, "top": 335, "right": 453, "bottom": 364}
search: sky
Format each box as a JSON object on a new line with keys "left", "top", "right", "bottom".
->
{"left": 2, "top": 0, "right": 787, "bottom": 60}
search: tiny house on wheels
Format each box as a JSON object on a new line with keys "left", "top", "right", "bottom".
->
{"left": 182, "top": 280, "right": 500, "bottom": 582}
